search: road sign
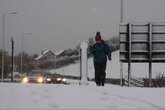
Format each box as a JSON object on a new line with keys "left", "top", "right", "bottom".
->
{"left": 120, "top": 23, "right": 165, "bottom": 87}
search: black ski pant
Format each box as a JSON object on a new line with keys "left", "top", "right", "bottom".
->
{"left": 94, "top": 62, "right": 106, "bottom": 86}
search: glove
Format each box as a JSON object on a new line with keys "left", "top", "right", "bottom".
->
{"left": 108, "top": 56, "right": 111, "bottom": 61}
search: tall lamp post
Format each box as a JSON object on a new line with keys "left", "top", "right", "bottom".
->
{"left": 1, "top": 11, "right": 17, "bottom": 82}
{"left": 20, "top": 33, "right": 32, "bottom": 74}
{"left": 120, "top": 0, "right": 124, "bottom": 23}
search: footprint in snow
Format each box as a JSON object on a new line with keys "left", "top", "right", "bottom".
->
{"left": 32, "top": 98, "right": 40, "bottom": 104}
{"left": 100, "top": 96, "right": 109, "bottom": 101}
{"left": 103, "top": 92, "right": 109, "bottom": 95}
{"left": 42, "top": 94, "right": 51, "bottom": 99}
{"left": 49, "top": 103, "right": 60, "bottom": 108}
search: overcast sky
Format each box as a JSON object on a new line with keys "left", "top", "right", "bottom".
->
{"left": 0, "top": 0, "right": 165, "bottom": 54}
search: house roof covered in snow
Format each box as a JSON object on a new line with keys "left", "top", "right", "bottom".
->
{"left": 35, "top": 49, "right": 65, "bottom": 60}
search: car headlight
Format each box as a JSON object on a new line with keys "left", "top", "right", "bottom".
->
{"left": 22, "top": 77, "right": 28, "bottom": 83}
{"left": 37, "top": 77, "right": 44, "bottom": 83}
{"left": 62, "top": 78, "right": 66, "bottom": 82}
{"left": 46, "top": 78, "right": 51, "bottom": 81}
{"left": 57, "top": 78, "right": 61, "bottom": 81}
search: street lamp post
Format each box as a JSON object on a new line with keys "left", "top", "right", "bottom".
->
{"left": 20, "top": 33, "right": 32, "bottom": 74}
{"left": 1, "top": 12, "right": 17, "bottom": 82}
{"left": 120, "top": 0, "right": 124, "bottom": 23}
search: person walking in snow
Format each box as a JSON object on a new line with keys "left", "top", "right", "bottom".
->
{"left": 90, "top": 32, "right": 111, "bottom": 86}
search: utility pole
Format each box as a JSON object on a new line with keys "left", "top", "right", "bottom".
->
{"left": 11, "top": 37, "right": 14, "bottom": 82}
{"left": 1, "top": 13, "right": 5, "bottom": 82}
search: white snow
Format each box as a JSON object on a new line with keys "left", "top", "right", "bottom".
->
{"left": 54, "top": 50, "right": 65, "bottom": 56}
{"left": 35, "top": 49, "right": 50, "bottom": 60}
{"left": 0, "top": 83, "right": 165, "bottom": 109}
{"left": 51, "top": 51, "right": 165, "bottom": 79}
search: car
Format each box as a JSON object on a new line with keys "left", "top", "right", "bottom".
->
{"left": 45, "top": 73, "right": 67, "bottom": 84}
{"left": 21, "top": 71, "right": 46, "bottom": 84}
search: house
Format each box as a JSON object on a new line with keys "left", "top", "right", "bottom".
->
{"left": 35, "top": 49, "right": 65, "bottom": 63}
{"left": 34, "top": 49, "right": 79, "bottom": 69}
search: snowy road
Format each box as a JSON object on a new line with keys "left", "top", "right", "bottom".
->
{"left": 0, "top": 83, "right": 165, "bottom": 110}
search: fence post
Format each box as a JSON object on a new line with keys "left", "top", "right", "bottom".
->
{"left": 120, "top": 62, "right": 123, "bottom": 86}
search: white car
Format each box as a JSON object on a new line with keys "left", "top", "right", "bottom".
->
{"left": 21, "top": 71, "right": 45, "bottom": 84}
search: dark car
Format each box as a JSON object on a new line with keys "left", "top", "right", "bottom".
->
{"left": 45, "top": 73, "right": 67, "bottom": 84}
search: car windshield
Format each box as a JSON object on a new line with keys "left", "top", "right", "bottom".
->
{"left": 27, "top": 71, "right": 44, "bottom": 76}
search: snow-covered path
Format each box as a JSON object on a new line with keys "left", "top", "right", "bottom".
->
{"left": 0, "top": 83, "right": 165, "bottom": 110}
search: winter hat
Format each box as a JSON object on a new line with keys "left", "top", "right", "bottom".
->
{"left": 95, "top": 32, "right": 102, "bottom": 41}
